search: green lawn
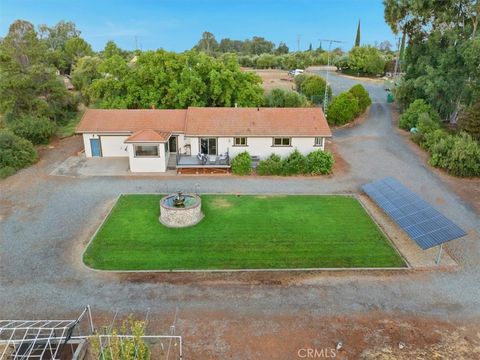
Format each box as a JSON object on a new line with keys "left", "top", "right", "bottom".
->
{"left": 83, "top": 195, "right": 406, "bottom": 270}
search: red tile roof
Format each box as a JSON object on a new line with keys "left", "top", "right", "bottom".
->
{"left": 76, "top": 107, "right": 331, "bottom": 137}
{"left": 76, "top": 109, "right": 186, "bottom": 133}
{"left": 185, "top": 107, "right": 331, "bottom": 137}
{"left": 124, "top": 129, "right": 171, "bottom": 143}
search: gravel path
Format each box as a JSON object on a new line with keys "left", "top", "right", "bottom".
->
{"left": 1, "top": 72, "right": 479, "bottom": 325}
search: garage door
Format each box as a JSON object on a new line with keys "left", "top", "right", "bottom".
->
{"left": 100, "top": 136, "right": 129, "bottom": 157}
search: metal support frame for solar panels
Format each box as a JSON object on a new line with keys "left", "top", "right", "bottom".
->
{"left": 362, "top": 177, "right": 467, "bottom": 265}
{"left": 0, "top": 306, "right": 94, "bottom": 360}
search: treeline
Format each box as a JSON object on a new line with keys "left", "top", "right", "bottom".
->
{"left": 384, "top": 0, "right": 480, "bottom": 177}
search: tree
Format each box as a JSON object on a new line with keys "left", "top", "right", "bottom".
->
{"left": 71, "top": 56, "right": 103, "bottom": 103}
{"left": 63, "top": 37, "right": 93, "bottom": 73}
{"left": 88, "top": 50, "right": 264, "bottom": 109}
{"left": 39, "top": 21, "right": 80, "bottom": 51}
{"left": 243, "top": 36, "right": 275, "bottom": 55}
{"left": 0, "top": 20, "right": 76, "bottom": 122}
{"left": 103, "top": 40, "right": 123, "bottom": 59}
{"left": 347, "top": 46, "right": 385, "bottom": 75}
{"left": 458, "top": 101, "right": 480, "bottom": 140}
{"left": 355, "top": 20, "right": 361, "bottom": 47}
{"left": 378, "top": 40, "right": 392, "bottom": 52}
{"left": 399, "top": 99, "right": 440, "bottom": 130}
{"left": 8, "top": 115, "right": 56, "bottom": 144}
{"left": 264, "top": 89, "right": 309, "bottom": 107}
{"left": 276, "top": 42, "right": 289, "bottom": 54}
{"left": 383, "top": 0, "right": 480, "bottom": 122}
{"left": 195, "top": 31, "right": 218, "bottom": 54}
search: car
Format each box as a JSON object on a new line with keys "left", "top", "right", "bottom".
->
{"left": 288, "top": 69, "right": 304, "bottom": 76}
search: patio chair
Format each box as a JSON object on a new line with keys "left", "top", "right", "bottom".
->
{"left": 208, "top": 155, "right": 217, "bottom": 164}
{"left": 218, "top": 152, "right": 228, "bottom": 165}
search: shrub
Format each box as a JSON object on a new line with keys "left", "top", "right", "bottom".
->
{"left": 264, "top": 89, "right": 309, "bottom": 107}
{"left": 0, "top": 166, "right": 16, "bottom": 179}
{"left": 0, "top": 130, "right": 37, "bottom": 176}
{"left": 256, "top": 153, "right": 283, "bottom": 175}
{"left": 429, "top": 133, "right": 480, "bottom": 177}
{"left": 231, "top": 151, "right": 252, "bottom": 175}
{"left": 327, "top": 92, "right": 359, "bottom": 125}
{"left": 412, "top": 113, "right": 442, "bottom": 145}
{"left": 306, "top": 150, "right": 334, "bottom": 175}
{"left": 8, "top": 116, "right": 56, "bottom": 145}
{"left": 299, "top": 75, "right": 331, "bottom": 104}
{"left": 348, "top": 84, "right": 371, "bottom": 114}
{"left": 281, "top": 149, "right": 307, "bottom": 175}
{"left": 399, "top": 99, "right": 439, "bottom": 130}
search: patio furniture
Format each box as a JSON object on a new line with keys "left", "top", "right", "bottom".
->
{"left": 218, "top": 152, "right": 229, "bottom": 165}
{"left": 208, "top": 155, "right": 217, "bottom": 164}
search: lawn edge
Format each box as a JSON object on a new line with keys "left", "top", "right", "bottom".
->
{"left": 355, "top": 194, "right": 411, "bottom": 269}
{"left": 81, "top": 193, "right": 410, "bottom": 273}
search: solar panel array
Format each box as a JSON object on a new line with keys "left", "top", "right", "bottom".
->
{"left": 362, "top": 177, "right": 467, "bottom": 250}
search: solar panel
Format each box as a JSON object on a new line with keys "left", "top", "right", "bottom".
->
{"left": 362, "top": 177, "right": 467, "bottom": 249}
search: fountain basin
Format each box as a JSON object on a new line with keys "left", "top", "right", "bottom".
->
{"left": 159, "top": 194, "right": 203, "bottom": 227}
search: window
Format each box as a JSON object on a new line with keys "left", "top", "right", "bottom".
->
{"left": 273, "top": 137, "right": 291, "bottom": 146}
{"left": 314, "top": 137, "right": 324, "bottom": 147}
{"left": 134, "top": 145, "right": 159, "bottom": 157}
{"left": 234, "top": 137, "right": 247, "bottom": 146}
{"left": 200, "top": 138, "right": 217, "bottom": 155}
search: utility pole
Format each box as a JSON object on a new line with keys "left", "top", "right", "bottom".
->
{"left": 134, "top": 36, "right": 138, "bottom": 50}
{"left": 393, "top": 36, "right": 401, "bottom": 77}
{"left": 318, "top": 39, "right": 344, "bottom": 116}
{"left": 297, "top": 34, "right": 301, "bottom": 52}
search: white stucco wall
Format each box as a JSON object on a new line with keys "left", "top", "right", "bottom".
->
{"left": 185, "top": 136, "right": 326, "bottom": 158}
{"left": 127, "top": 143, "right": 167, "bottom": 172}
{"left": 82, "top": 133, "right": 130, "bottom": 157}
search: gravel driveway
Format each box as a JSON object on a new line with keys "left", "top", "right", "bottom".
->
{"left": 1, "top": 72, "right": 479, "bottom": 327}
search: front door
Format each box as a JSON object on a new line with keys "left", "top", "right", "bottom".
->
{"left": 90, "top": 138, "right": 102, "bottom": 157}
{"left": 168, "top": 136, "right": 177, "bottom": 153}
{"left": 200, "top": 138, "right": 217, "bottom": 155}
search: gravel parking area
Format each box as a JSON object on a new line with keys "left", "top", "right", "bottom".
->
{"left": 1, "top": 72, "right": 479, "bottom": 358}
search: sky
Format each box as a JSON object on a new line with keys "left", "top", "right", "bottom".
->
{"left": 0, "top": 0, "right": 396, "bottom": 52}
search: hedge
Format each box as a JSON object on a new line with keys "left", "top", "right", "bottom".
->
{"left": 256, "top": 149, "right": 334, "bottom": 176}
{"left": 231, "top": 151, "right": 252, "bottom": 175}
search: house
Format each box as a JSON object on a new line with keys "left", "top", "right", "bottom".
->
{"left": 75, "top": 107, "right": 332, "bottom": 173}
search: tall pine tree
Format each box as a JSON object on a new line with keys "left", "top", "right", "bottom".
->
{"left": 355, "top": 20, "right": 361, "bottom": 47}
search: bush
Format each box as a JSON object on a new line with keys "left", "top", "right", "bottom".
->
{"left": 347, "top": 46, "right": 385, "bottom": 75}
{"left": 412, "top": 113, "right": 442, "bottom": 145}
{"left": 327, "top": 92, "right": 359, "bottom": 125}
{"left": 429, "top": 133, "right": 480, "bottom": 177}
{"left": 299, "top": 75, "right": 331, "bottom": 104}
{"left": 306, "top": 150, "right": 334, "bottom": 175}
{"left": 281, "top": 149, "right": 307, "bottom": 175}
{"left": 348, "top": 84, "right": 371, "bottom": 114}
{"left": 399, "top": 99, "right": 439, "bottom": 130}
{"left": 231, "top": 151, "right": 252, "bottom": 175}
{"left": 9, "top": 116, "right": 56, "bottom": 145}
{"left": 0, "top": 130, "right": 38, "bottom": 176}
{"left": 0, "top": 166, "right": 16, "bottom": 179}
{"left": 264, "top": 89, "right": 309, "bottom": 107}
{"left": 256, "top": 153, "right": 283, "bottom": 175}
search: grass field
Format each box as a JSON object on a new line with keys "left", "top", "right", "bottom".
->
{"left": 83, "top": 195, "right": 406, "bottom": 270}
